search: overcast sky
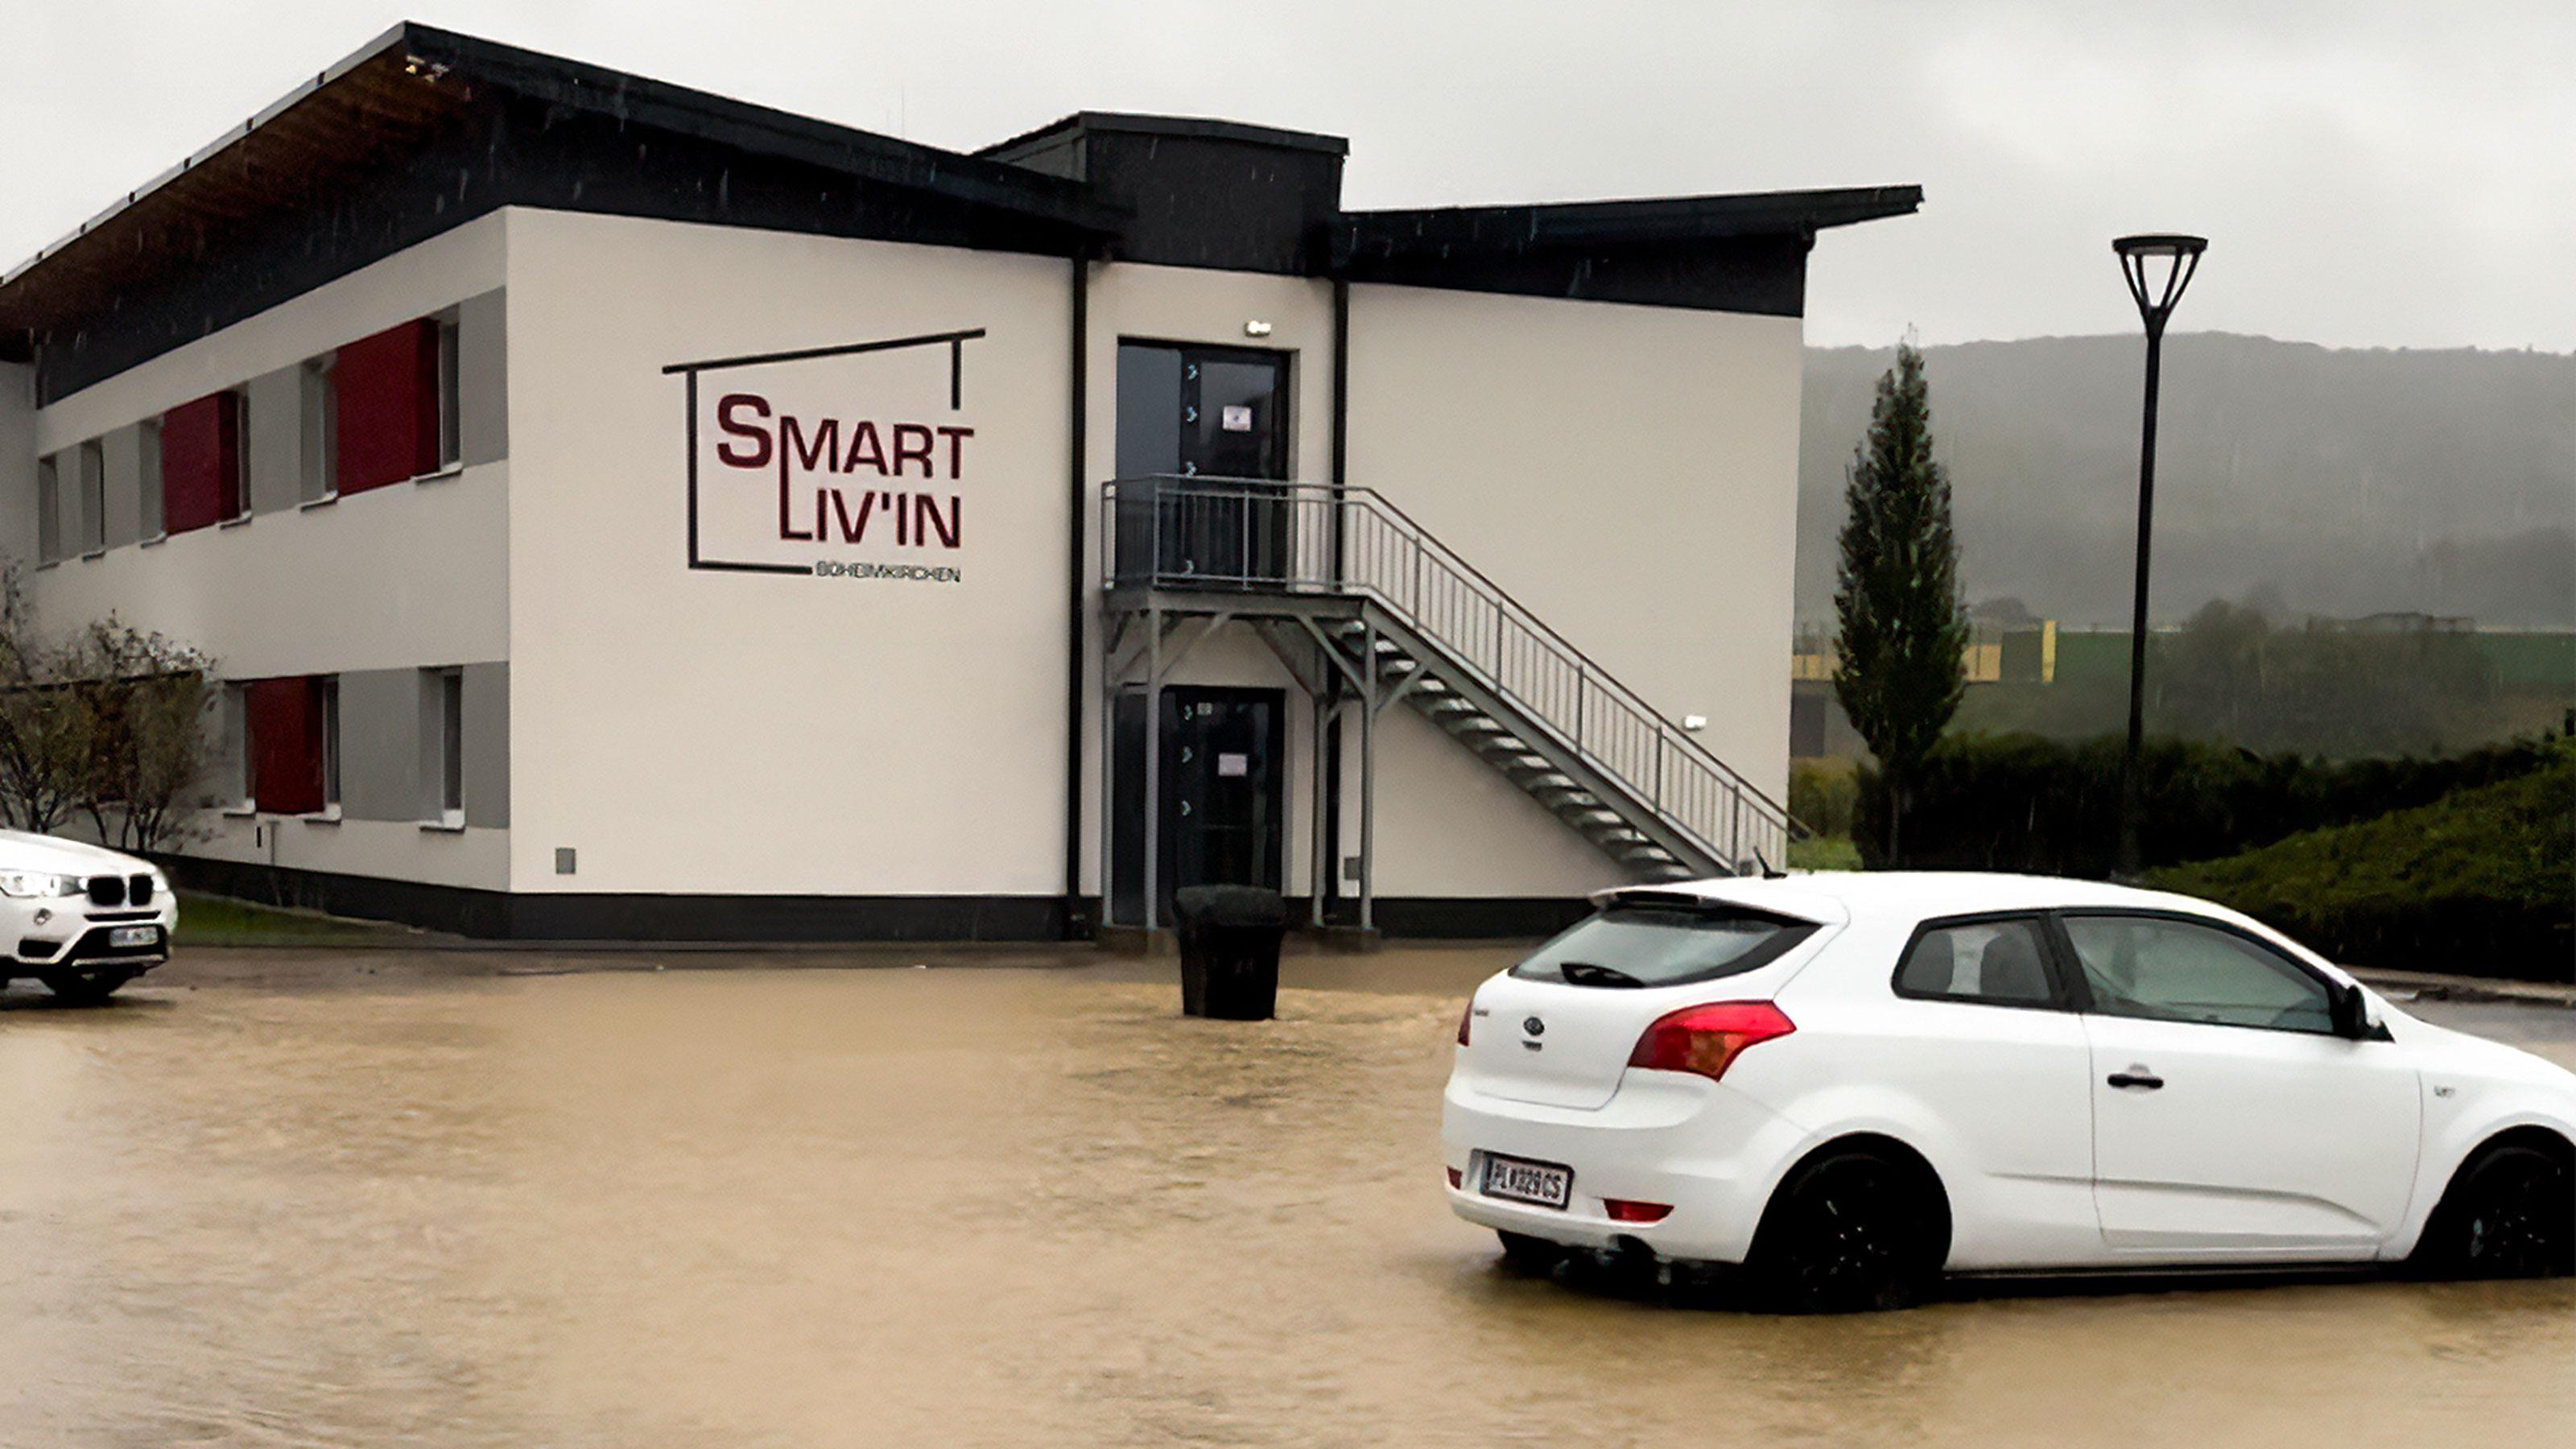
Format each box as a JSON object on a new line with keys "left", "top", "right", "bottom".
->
{"left": 6, "top": 1, "right": 2569, "bottom": 352}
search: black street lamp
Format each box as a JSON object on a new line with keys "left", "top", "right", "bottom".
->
{"left": 2112, "top": 233, "right": 2207, "bottom": 877}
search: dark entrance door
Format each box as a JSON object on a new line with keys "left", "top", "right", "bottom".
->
{"left": 1110, "top": 686, "right": 1286, "bottom": 927}
{"left": 1113, "top": 342, "right": 1290, "bottom": 584}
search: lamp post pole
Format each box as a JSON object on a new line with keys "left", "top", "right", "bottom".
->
{"left": 2112, "top": 234, "right": 2206, "bottom": 878}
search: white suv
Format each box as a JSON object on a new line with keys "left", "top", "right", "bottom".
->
{"left": 1443, "top": 872, "right": 2576, "bottom": 1310}
{"left": 0, "top": 831, "right": 177, "bottom": 1003}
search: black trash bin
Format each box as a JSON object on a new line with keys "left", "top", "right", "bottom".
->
{"left": 1173, "top": 885, "right": 1288, "bottom": 1021}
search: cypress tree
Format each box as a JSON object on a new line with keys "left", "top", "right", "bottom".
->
{"left": 1834, "top": 340, "right": 1969, "bottom": 863}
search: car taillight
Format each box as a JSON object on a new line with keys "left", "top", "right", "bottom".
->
{"left": 1456, "top": 1000, "right": 1475, "bottom": 1046}
{"left": 1627, "top": 1001, "right": 1794, "bottom": 1084}
{"left": 1604, "top": 1199, "right": 1672, "bottom": 1224}
{"left": 1446, "top": 1166, "right": 1463, "bottom": 1189}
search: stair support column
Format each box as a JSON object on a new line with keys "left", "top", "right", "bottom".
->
{"left": 1357, "top": 617, "right": 1377, "bottom": 935}
{"left": 1141, "top": 599, "right": 1163, "bottom": 932}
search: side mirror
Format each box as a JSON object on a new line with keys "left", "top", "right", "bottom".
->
{"left": 2327, "top": 980, "right": 2379, "bottom": 1041}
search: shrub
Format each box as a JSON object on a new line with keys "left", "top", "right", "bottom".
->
{"left": 2149, "top": 749, "right": 2574, "bottom": 982}
{"left": 1788, "top": 759, "right": 1859, "bottom": 840}
{"left": 1853, "top": 727, "right": 2568, "bottom": 876}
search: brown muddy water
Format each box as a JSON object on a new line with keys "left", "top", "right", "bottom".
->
{"left": 0, "top": 948, "right": 2569, "bottom": 1447}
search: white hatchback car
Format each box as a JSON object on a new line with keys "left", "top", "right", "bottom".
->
{"left": 0, "top": 830, "right": 176, "bottom": 1003}
{"left": 1443, "top": 872, "right": 2576, "bottom": 1310}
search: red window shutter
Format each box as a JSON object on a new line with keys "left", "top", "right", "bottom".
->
{"left": 333, "top": 318, "right": 440, "bottom": 493}
{"left": 159, "top": 392, "right": 242, "bottom": 534}
{"left": 247, "top": 677, "right": 326, "bottom": 815}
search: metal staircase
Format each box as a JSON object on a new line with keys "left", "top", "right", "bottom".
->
{"left": 1100, "top": 476, "right": 1796, "bottom": 925}
{"left": 1314, "top": 615, "right": 1704, "bottom": 881}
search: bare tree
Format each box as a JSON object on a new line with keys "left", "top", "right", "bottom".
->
{"left": 0, "top": 568, "right": 218, "bottom": 851}
{"left": 64, "top": 616, "right": 217, "bottom": 854}
{"left": 0, "top": 567, "right": 86, "bottom": 836}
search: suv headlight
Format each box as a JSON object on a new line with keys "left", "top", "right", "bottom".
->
{"left": 0, "top": 871, "right": 83, "bottom": 899}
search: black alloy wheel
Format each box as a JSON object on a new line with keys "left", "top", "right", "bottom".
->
{"left": 2426, "top": 1146, "right": 2575, "bottom": 1279}
{"left": 1748, "top": 1151, "right": 1934, "bottom": 1313}
{"left": 38, "top": 969, "right": 135, "bottom": 1005}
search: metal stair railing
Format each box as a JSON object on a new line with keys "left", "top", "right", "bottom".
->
{"left": 1104, "top": 475, "right": 1794, "bottom": 871}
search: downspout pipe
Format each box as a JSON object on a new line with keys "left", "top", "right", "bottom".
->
{"left": 1063, "top": 252, "right": 1092, "bottom": 937}
{"left": 1322, "top": 277, "right": 1350, "bottom": 923}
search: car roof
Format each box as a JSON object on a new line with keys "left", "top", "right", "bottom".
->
{"left": 1594, "top": 870, "right": 2229, "bottom": 930}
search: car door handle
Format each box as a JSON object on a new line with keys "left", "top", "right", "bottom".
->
{"left": 2106, "top": 1071, "right": 2165, "bottom": 1091}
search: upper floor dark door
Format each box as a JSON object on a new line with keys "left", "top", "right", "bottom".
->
{"left": 1114, "top": 342, "right": 1290, "bottom": 584}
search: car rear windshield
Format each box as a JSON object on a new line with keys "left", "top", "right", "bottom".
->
{"left": 1509, "top": 905, "right": 1818, "bottom": 989}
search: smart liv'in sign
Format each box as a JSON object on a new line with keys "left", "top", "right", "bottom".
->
{"left": 663, "top": 328, "right": 985, "bottom": 580}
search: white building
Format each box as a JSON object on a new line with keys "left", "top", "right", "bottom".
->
{"left": 0, "top": 24, "right": 1917, "bottom": 941}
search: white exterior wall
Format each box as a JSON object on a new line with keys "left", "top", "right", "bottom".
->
{"left": 0, "top": 204, "right": 1807, "bottom": 923}
{"left": 502, "top": 210, "right": 1075, "bottom": 898}
{"left": 1344, "top": 284, "right": 1804, "bottom": 894}
{"left": 502, "top": 225, "right": 1802, "bottom": 907}
{"left": 6, "top": 214, "right": 512, "bottom": 890}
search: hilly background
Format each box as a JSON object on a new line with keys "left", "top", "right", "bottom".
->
{"left": 1795, "top": 335, "right": 2576, "bottom": 630}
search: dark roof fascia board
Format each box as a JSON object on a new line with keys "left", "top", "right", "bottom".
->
{"left": 1332, "top": 184, "right": 1923, "bottom": 265}
{"left": 0, "top": 21, "right": 1117, "bottom": 298}
{"left": 402, "top": 26, "right": 1123, "bottom": 236}
{"left": 0, "top": 23, "right": 415, "bottom": 290}
{"left": 981, "top": 110, "right": 1349, "bottom": 163}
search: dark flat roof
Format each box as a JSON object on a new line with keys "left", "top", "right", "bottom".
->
{"left": 0, "top": 23, "right": 1922, "bottom": 374}
{"left": 980, "top": 111, "right": 1351, "bottom": 163}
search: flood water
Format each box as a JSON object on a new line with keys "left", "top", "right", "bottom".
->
{"left": 1, "top": 948, "right": 2570, "bottom": 1446}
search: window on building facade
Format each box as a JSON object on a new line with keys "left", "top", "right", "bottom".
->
{"left": 138, "top": 419, "right": 165, "bottom": 537}
{"left": 161, "top": 391, "right": 246, "bottom": 534}
{"left": 76, "top": 440, "right": 105, "bottom": 555}
{"left": 320, "top": 676, "right": 341, "bottom": 811}
{"left": 244, "top": 675, "right": 336, "bottom": 815}
{"left": 224, "top": 684, "right": 253, "bottom": 808}
{"left": 226, "top": 389, "right": 251, "bottom": 520}
{"left": 35, "top": 456, "right": 60, "bottom": 564}
{"left": 428, "top": 667, "right": 465, "bottom": 825}
{"left": 300, "top": 355, "right": 336, "bottom": 502}
{"left": 334, "top": 319, "right": 444, "bottom": 493}
{"left": 436, "top": 316, "right": 463, "bottom": 471}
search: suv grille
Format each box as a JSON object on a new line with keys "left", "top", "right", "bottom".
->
{"left": 81, "top": 874, "right": 153, "bottom": 908}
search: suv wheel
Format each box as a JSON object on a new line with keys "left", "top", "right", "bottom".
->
{"left": 1744, "top": 1149, "right": 1938, "bottom": 1313}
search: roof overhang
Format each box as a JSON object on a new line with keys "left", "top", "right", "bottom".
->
{"left": 1332, "top": 184, "right": 1923, "bottom": 269}
{"left": 0, "top": 23, "right": 1121, "bottom": 363}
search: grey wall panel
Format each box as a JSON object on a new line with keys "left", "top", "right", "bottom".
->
{"left": 462, "top": 662, "right": 509, "bottom": 828}
{"left": 0, "top": 365, "right": 31, "bottom": 567}
{"left": 336, "top": 667, "right": 423, "bottom": 823}
{"left": 245, "top": 367, "right": 303, "bottom": 515}
{"left": 458, "top": 288, "right": 506, "bottom": 468}
{"left": 101, "top": 424, "right": 142, "bottom": 549}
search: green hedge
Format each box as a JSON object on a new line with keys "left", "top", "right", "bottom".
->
{"left": 1853, "top": 729, "right": 2567, "bottom": 877}
{"left": 1788, "top": 760, "right": 1859, "bottom": 840}
{"left": 2147, "top": 753, "right": 2574, "bottom": 982}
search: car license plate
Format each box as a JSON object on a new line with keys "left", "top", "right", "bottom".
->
{"left": 107, "top": 926, "right": 159, "bottom": 950}
{"left": 1480, "top": 1153, "right": 1572, "bottom": 1209}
